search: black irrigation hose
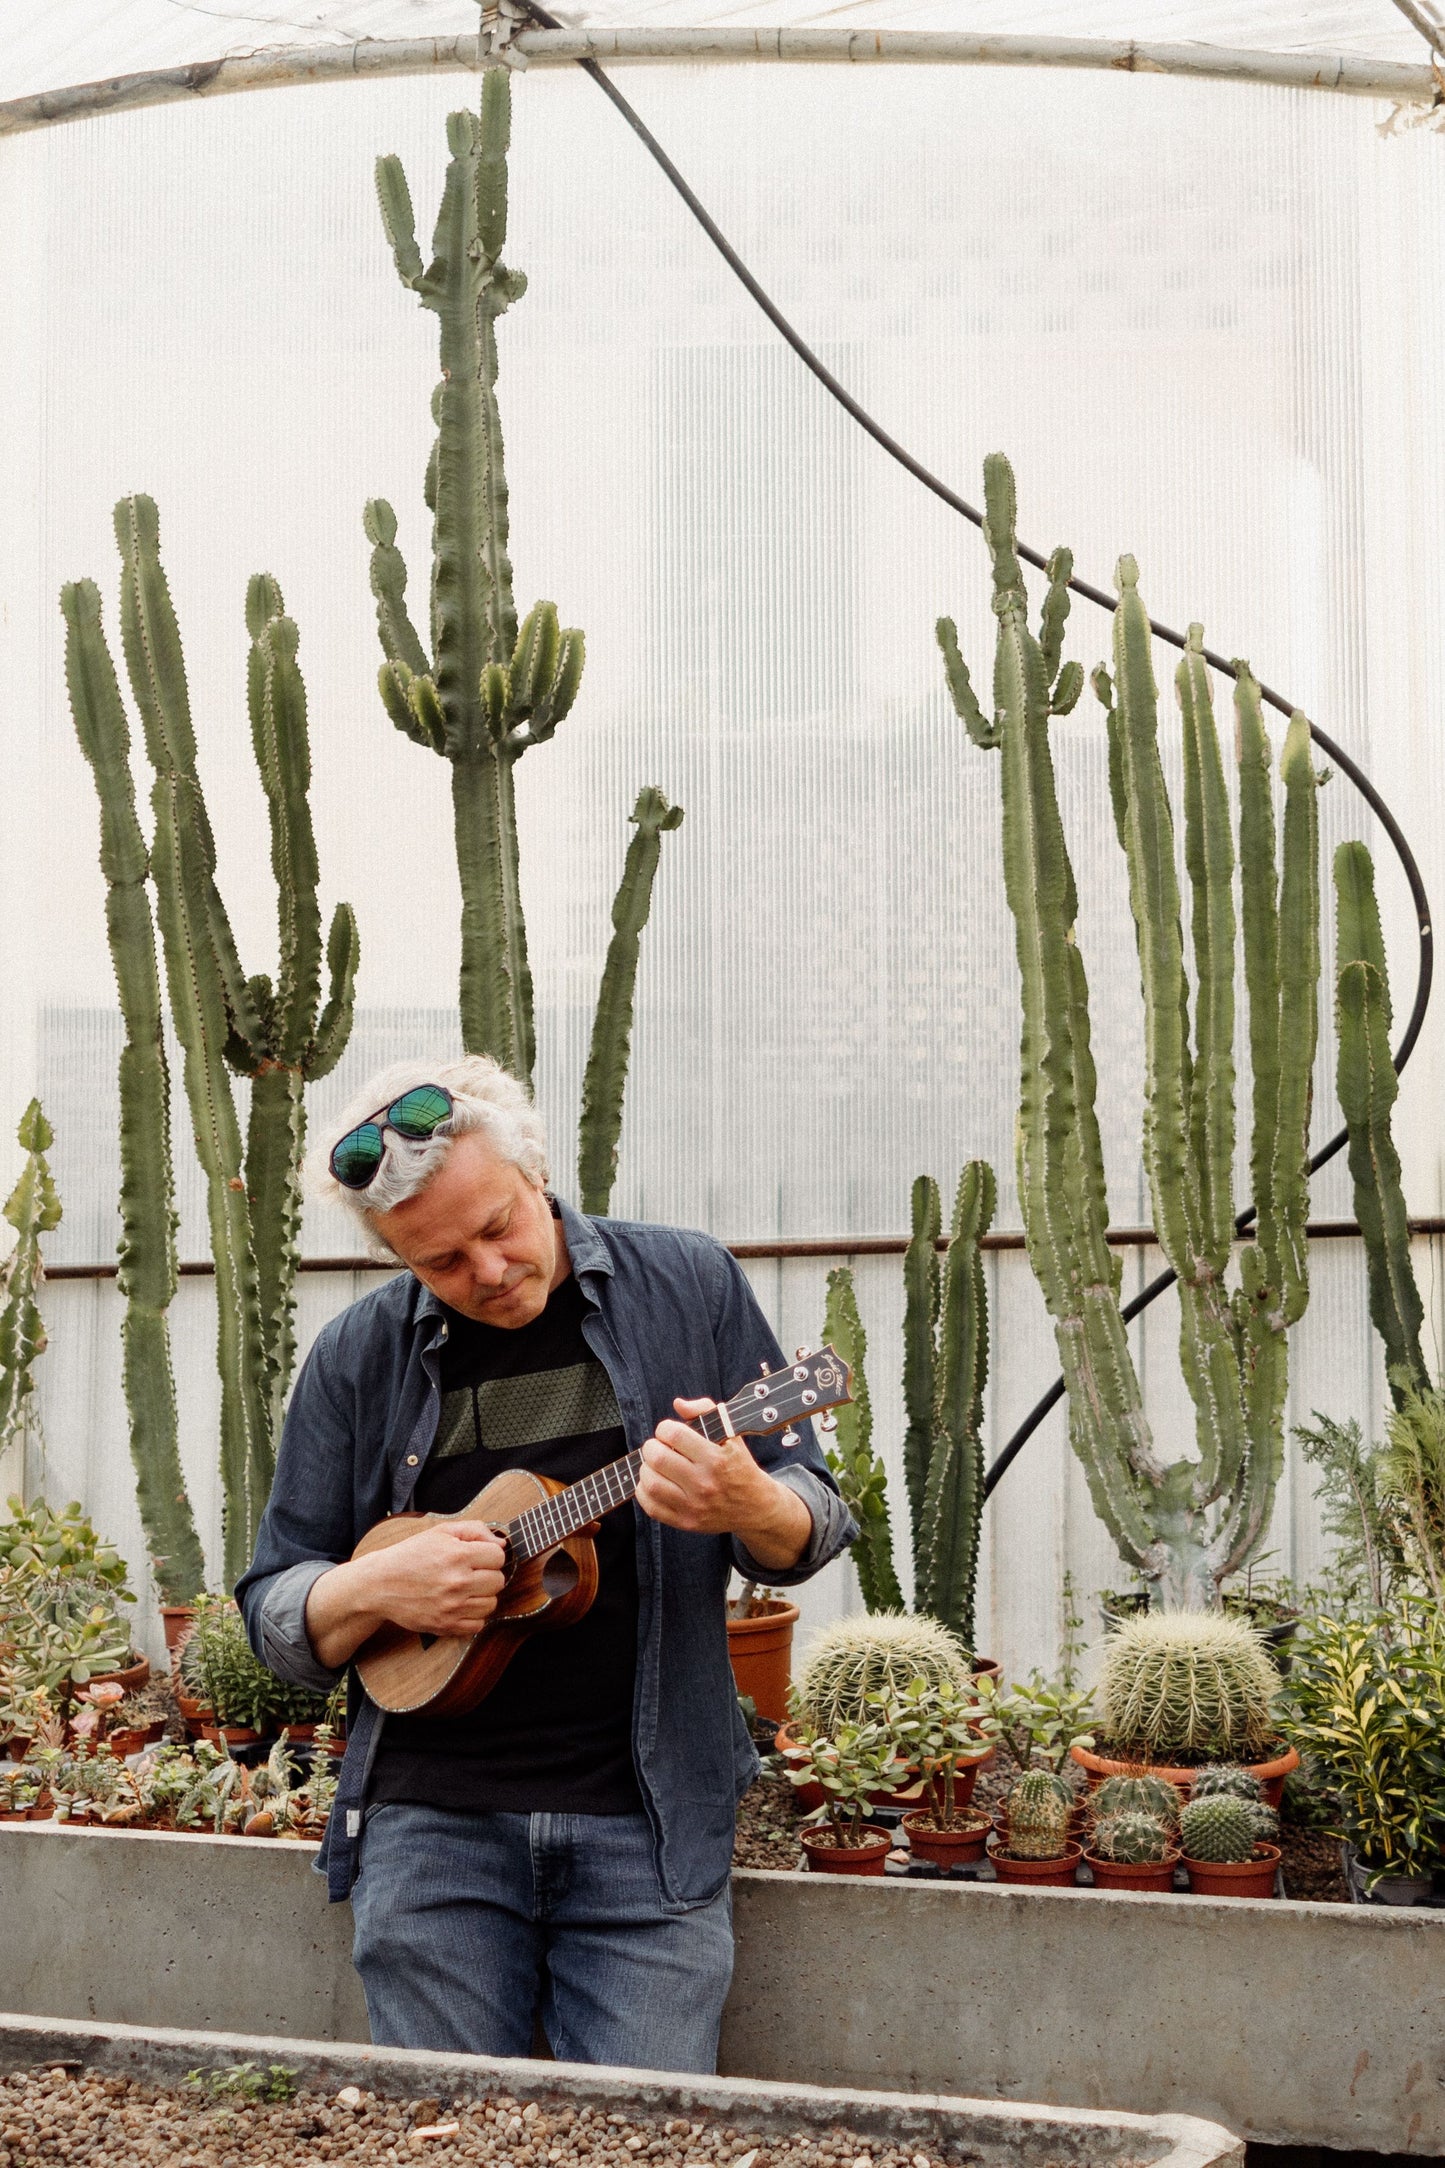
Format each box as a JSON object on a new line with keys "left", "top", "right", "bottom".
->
{"left": 518, "top": 17, "right": 1436, "bottom": 1492}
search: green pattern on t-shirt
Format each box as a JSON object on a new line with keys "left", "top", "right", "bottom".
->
{"left": 432, "top": 1359, "right": 622, "bottom": 1460}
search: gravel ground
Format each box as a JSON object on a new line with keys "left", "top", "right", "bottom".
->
{"left": 0, "top": 2070, "right": 967, "bottom": 2168}
{"left": 1278, "top": 1826, "right": 1348, "bottom": 1903}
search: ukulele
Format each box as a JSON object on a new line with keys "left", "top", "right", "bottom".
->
{"left": 352, "top": 1345, "right": 854, "bottom": 1717}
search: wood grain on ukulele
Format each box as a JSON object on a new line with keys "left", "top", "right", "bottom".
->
{"left": 352, "top": 1347, "right": 852, "bottom": 1718}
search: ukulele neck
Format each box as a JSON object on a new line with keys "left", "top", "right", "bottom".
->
{"left": 500, "top": 1405, "right": 737, "bottom": 1564}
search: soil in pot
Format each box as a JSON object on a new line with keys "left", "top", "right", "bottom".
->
{"left": 902, "top": 1809, "right": 991, "bottom": 1866}
{"left": 726, "top": 1597, "right": 799, "bottom": 1726}
{"left": 1183, "top": 1842, "right": 1280, "bottom": 1898}
{"left": 1071, "top": 1740, "right": 1300, "bottom": 1807}
{"left": 799, "top": 1824, "right": 892, "bottom": 1876}
{"left": 987, "top": 1839, "right": 1082, "bottom": 1887}
{"left": 1084, "top": 1849, "right": 1180, "bottom": 1893}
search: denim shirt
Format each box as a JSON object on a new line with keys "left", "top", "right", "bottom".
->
{"left": 236, "top": 1200, "right": 856, "bottom": 1907}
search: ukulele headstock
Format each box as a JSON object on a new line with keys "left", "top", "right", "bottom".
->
{"left": 722, "top": 1345, "right": 853, "bottom": 1440}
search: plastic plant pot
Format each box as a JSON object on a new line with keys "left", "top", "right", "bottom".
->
{"left": 1182, "top": 1842, "right": 1280, "bottom": 1898}
{"left": 987, "top": 1839, "right": 1082, "bottom": 1887}
{"left": 901, "top": 1809, "right": 991, "bottom": 1867}
{"left": 799, "top": 1825, "right": 893, "bottom": 1876}
{"left": 1084, "top": 1849, "right": 1181, "bottom": 1893}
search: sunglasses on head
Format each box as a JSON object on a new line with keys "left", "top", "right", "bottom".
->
{"left": 328, "top": 1084, "right": 455, "bottom": 1192}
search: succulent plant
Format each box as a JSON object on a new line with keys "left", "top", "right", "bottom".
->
{"left": 1005, "top": 1769, "right": 1073, "bottom": 1859}
{"left": 793, "top": 1614, "right": 972, "bottom": 1736}
{"left": 1191, "top": 1764, "right": 1264, "bottom": 1802}
{"left": 1180, "top": 1792, "right": 1268, "bottom": 1864}
{"left": 1090, "top": 1772, "right": 1181, "bottom": 1826}
{"left": 1089, "top": 1810, "right": 1174, "bottom": 1865}
{"left": 1098, "top": 1611, "right": 1279, "bottom": 1763}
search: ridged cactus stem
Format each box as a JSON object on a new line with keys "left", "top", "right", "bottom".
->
{"left": 821, "top": 1267, "right": 904, "bottom": 1614}
{"left": 1333, "top": 841, "right": 1427, "bottom": 1403}
{"left": 918, "top": 1161, "right": 995, "bottom": 1648}
{"left": 62, "top": 579, "right": 205, "bottom": 1602}
{"left": 901, "top": 1175, "right": 941, "bottom": 1575}
{"left": 0, "top": 1101, "right": 62, "bottom": 1475}
{"left": 577, "top": 788, "right": 685, "bottom": 1216}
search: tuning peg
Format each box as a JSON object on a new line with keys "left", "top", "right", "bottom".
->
{"left": 819, "top": 1412, "right": 838, "bottom": 1434}
{"left": 781, "top": 1428, "right": 801, "bottom": 1450}
{"left": 795, "top": 1345, "right": 813, "bottom": 1361}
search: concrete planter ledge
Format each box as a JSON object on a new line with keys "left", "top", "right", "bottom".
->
{"left": 3, "top": 1825, "right": 1442, "bottom": 2152}
{"left": 0, "top": 2014, "right": 1241, "bottom": 2168}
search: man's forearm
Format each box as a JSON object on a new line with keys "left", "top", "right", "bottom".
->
{"left": 305, "top": 1555, "right": 390, "bottom": 1670}
{"left": 731, "top": 1474, "right": 813, "bottom": 1571}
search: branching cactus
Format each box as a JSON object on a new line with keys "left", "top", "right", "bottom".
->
{"left": 917, "top": 1160, "right": 994, "bottom": 1646}
{"left": 63, "top": 500, "right": 358, "bottom": 1585}
{"left": 1333, "top": 841, "right": 1428, "bottom": 1403}
{"left": 821, "top": 1267, "right": 904, "bottom": 1613}
{"left": 0, "top": 1101, "right": 62, "bottom": 1473}
{"left": 367, "top": 72, "right": 680, "bottom": 1202}
{"left": 63, "top": 580, "right": 205, "bottom": 1602}
{"left": 937, "top": 455, "right": 1322, "bottom": 1608}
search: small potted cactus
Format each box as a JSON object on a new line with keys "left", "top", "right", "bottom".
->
{"left": 784, "top": 1718, "right": 908, "bottom": 1875}
{"left": 1073, "top": 1612, "right": 1299, "bottom": 1803}
{"left": 1179, "top": 1788, "right": 1280, "bottom": 1897}
{"left": 989, "top": 1770, "right": 1081, "bottom": 1887}
{"left": 1084, "top": 1808, "right": 1179, "bottom": 1892}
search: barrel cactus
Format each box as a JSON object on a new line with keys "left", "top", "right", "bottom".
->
{"left": 1005, "top": 1769, "right": 1072, "bottom": 1859}
{"left": 1089, "top": 1810, "right": 1174, "bottom": 1865}
{"left": 1180, "top": 1792, "right": 1266, "bottom": 1864}
{"left": 1098, "top": 1612, "right": 1278, "bottom": 1763}
{"left": 1090, "top": 1772, "right": 1181, "bottom": 1827}
{"left": 1191, "top": 1764, "right": 1263, "bottom": 1802}
{"left": 794, "top": 1614, "right": 971, "bottom": 1735}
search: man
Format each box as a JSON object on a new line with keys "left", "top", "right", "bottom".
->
{"left": 237, "top": 1055, "right": 855, "bottom": 2074}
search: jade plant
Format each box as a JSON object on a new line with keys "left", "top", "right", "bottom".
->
{"left": 365, "top": 71, "right": 681, "bottom": 1211}
{"left": 64, "top": 511, "right": 359, "bottom": 1584}
{"left": 0, "top": 1102, "right": 61, "bottom": 1475}
{"left": 792, "top": 1613, "right": 972, "bottom": 1736}
{"left": 887, "top": 1675, "right": 995, "bottom": 1832}
{"left": 783, "top": 1717, "right": 908, "bottom": 1850}
{"left": 975, "top": 1669, "right": 1095, "bottom": 1777}
{"left": 0, "top": 1497, "right": 128, "bottom": 1588}
{"left": 1096, "top": 1611, "right": 1279, "bottom": 1765}
{"left": 939, "top": 455, "right": 1321, "bottom": 1610}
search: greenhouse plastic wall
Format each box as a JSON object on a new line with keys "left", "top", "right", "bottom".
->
{"left": 1, "top": 60, "right": 1443, "bottom": 1670}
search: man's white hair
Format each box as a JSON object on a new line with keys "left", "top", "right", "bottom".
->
{"left": 313, "top": 1055, "right": 549, "bottom": 1258}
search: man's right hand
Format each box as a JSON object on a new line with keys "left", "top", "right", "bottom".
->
{"left": 305, "top": 1520, "right": 507, "bottom": 1670}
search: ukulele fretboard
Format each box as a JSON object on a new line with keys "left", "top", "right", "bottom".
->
{"left": 504, "top": 1449, "right": 646, "bottom": 1563}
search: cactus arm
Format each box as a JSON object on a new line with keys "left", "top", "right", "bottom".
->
{"left": 1333, "top": 841, "right": 1425, "bottom": 1401}
{"left": 1176, "top": 626, "right": 1236, "bottom": 1273}
{"left": 61, "top": 578, "right": 205, "bottom": 1601}
{"left": 363, "top": 500, "right": 431, "bottom": 682}
{"left": 245, "top": 1062, "right": 306, "bottom": 1453}
{"left": 0, "top": 1101, "right": 61, "bottom": 1462}
{"left": 902, "top": 1174, "right": 942, "bottom": 1568}
{"left": 375, "top": 153, "right": 425, "bottom": 290}
{"left": 1039, "top": 547, "right": 1071, "bottom": 684}
{"left": 1272, "top": 714, "right": 1320, "bottom": 1326}
{"left": 577, "top": 788, "right": 685, "bottom": 1215}
{"left": 821, "top": 1267, "right": 903, "bottom": 1614}
{"left": 309, "top": 904, "right": 361, "bottom": 1082}
{"left": 1050, "top": 661, "right": 1084, "bottom": 716}
{"left": 922, "top": 1161, "right": 996, "bottom": 1647}
{"left": 936, "top": 618, "right": 999, "bottom": 748}
{"left": 1235, "top": 662, "right": 1282, "bottom": 1288}
{"left": 246, "top": 597, "right": 322, "bottom": 1066}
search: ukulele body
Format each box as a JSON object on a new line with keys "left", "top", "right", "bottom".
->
{"left": 353, "top": 1468, "right": 599, "bottom": 1717}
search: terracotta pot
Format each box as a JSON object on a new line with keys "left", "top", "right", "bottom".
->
{"left": 902, "top": 1809, "right": 991, "bottom": 1866}
{"left": 1183, "top": 1843, "right": 1280, "bottom": 1899}
{"left": 1084, "top": 1848, "right": 1180, "bottom": 1893}
{"left": 219, "top": 1725, "right": 261, "bottom": 1748}
{"left": 0, "top": 1809, "right": 29, "bottom": 1822}
{"left": 971, "top": 1657, "right": 1003, "bottom": 1687}
{"left": 987, "top": 1839, "right": 1082, "bottom": 1887}
{"left": 281, "top": 1723, "right": 317, "bottom": 1743}
{"left": 26, "top": 1799, "right": 55, "bottom": 1822}
{"left": 727, "top": 1598, "right": 800, "bottom": 1726}
{"left": 107, "top": 1728, "right": 151, "bottom": 1760}
{"left": 160, "top": 1606, "right": 197, "bottom": 1662}
{"left": 1070, "top": 1741, "right": 1301, "bottom": 1808}
{"left": 799, "top": 1824, "right": 893, "bottom": 1876}
{"left": 89, "top": 1654, "right": 150, "bottom": 1697}
{"left": 7, "top": 1736, "right": 31, "bottom": 1763}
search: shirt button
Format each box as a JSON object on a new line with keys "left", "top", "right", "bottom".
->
{"left": 406, "top": 1454, "right": 419, "bottom": 1466}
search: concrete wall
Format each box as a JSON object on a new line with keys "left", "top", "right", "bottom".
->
{"left": 2, "top": 1826, "right": 1442, "bottom": 2156}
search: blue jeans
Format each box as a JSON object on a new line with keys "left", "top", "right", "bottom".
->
{"left": 350, "top": 1804, "right": 734, "bottom": 2071}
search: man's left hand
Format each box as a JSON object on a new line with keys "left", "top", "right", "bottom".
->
{"left": 636, "top": 1398, "right": 814, "bottom": 1570}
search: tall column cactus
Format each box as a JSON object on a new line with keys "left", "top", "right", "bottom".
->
{"left": 63, "top": 499, "right": 358, "bottom": 1585}
{"left": 937, "top": 454, "right": 1321, "bottom": 1609}
{"left": 822, "top": 1265, "right": 903, "bottom": 1614}
{"left": 62, "top": 580, "right": 206, "bottom": 1602}
{"left": 366, "top": 72, "right": 680, "bottom": 1208}
{"left": 1333, "top": 840, "right": 1428, "bottom": 1402}
{"left": 0, "top": 1101, "right": 62, "bottom": 1477}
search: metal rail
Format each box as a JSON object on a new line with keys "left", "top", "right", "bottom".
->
{"left": 0, "top": 31, "right": 1439, "bottom": 138}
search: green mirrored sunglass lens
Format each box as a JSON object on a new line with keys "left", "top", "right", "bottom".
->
{"left": 332, "top": 1124, "right": 385, "bottom": 1187}
{"left": 385, "top": 1086, "right": 453, "bottom": 1138}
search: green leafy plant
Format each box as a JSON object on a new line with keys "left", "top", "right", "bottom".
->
{"left": 1380, "top": 1384, "right": 1445, "bottom": 1605}
{"left": 782, "top": 1717, "right": 908, "bottom": 1850}
{"left": 792, "top": 1614, "right": 972, "bottom": 1736}
{"left": 1294, "top": 1415, "right": 1405, "bottom": 1611}
{"left": 871, "top": 1675, "right": 995, "bottom": 1831}
{"left": 940, "top": 455, "right": 1321, "bottom": 1609}
{"left": 181, "top": 1594, "right": 327, "bottom": 1734}
{"left": 365, "top": 73, "right": 680, "bottom": 1212}
{"left": 1097, "top": 1611, "right": 1280, "bottom": 1764}
{"left": 0, "top": 1102, "right": 62, "bottom": 1473}
{"left": 0, "top": 1498, "right": 128, "bottom": 1589}
{"left": 1282, "top": 1597, "right": 1445, "bottom": 1885}
{"left": 0, "top": 1566, "right": 134, "bottom": 1709}
{"left": 187, "top": 2064, "right": 297, "bottom": 2104}
{"left": 975, "top": 1670, "right": 1095, "bottom": 1776}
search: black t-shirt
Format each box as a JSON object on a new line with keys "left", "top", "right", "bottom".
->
{"left": 369, "top": 1273, "right": 642, "bottom": 1816}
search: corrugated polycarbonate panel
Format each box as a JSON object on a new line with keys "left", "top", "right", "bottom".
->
{"left": 2, "top": 61, "right": 1443, "bottom": 1668}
